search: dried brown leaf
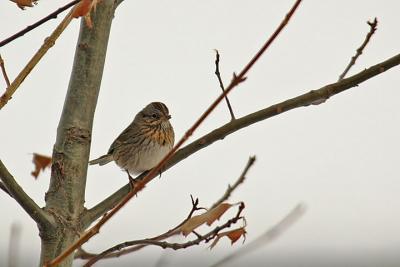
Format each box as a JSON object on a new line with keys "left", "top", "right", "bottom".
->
{"left": 226, "top": 227, "right": 247, "bottom": 243}
{"left": 31, "top": 153, "right": 51, "bottom": 179}
{"left": 205, "top": 203, "right": 232, "bottom": 225}
{"left": 10, "top": 0, "right": 38, "bottom": 10}
{"left": 180, "top": 203, "right": 233, "bottom": 236}
{"left": 210, "top": 227, "right": 247, "bottom": 249}
{"left": 71, "top": 0, "right": 101, "bottom": 28}
{"left": 71, "top": 0, "right": 92, "bottom": 18}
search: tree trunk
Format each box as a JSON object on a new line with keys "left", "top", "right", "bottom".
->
{"left": 40, "top": 1, "right": 118, "bottom": 266}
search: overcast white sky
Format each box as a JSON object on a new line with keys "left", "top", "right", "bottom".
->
{"left": 0, "top": 1, "right": 399, "bottom": 266}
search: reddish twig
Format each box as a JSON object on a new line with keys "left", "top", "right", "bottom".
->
{"left": 0, "top": 55, "right": 11, "bottom": 87}
{"left": 215, "top": 50, "right": 235, "bottom": 120}
{"left": 338, "top": 18, "right": 378, "bottom": 81}
{"left": 0, "top": 0, "right": 80, "bottom": 48}
{"left": 45, "top": 1, "right": 302, "bottom": 266}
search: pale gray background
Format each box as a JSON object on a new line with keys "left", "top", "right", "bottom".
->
{"left": 0, "top": 1, "right": 399, "bottom": 266}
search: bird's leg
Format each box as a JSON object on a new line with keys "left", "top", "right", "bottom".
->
{"left": 125, "top": 170, "right": 135, "bottom": 189}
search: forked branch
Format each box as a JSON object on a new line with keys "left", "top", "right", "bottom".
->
{"left": 84, "top": 201, "right": 246, "bottom": 266}
{"left": 0, "top": 160, "right": 54, "bottom": 228}
{"left": 215, "top": 50, "right": 235, "bottom": 120}
{"left": 79, "top": 157, "right": 255, "bottom": 264}
{"left": 338, "top": 18, "right": 378, "bottom": 81}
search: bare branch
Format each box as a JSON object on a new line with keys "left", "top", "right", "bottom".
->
{"left": 338, "top": 18, "right": 378, "bottom": 81}
{"left": 0, "top": 0, "right": 80, "bottom": 48}
{"left": 79, "top": 157, "right": 253, "bottom": 263}
{"left": 84, "top": 52, "right": 400, "bottom": 229}
{"left": 0, "top": 54, "right": 11, "bottom": 87}
{"left": 215, "top": 50, "right": 235, "bottom": 120}
{"left": 80, "top": 197, "right": 203, "bottom": 264}
{"left": 0, "top": 9, "right": 74, "bottom": 110}
{"left": 47, "top": 2, "right": 303, "bottom": 265}
{"left": 211, "top": 156, "right": 256, "bottom": 209}
{"left": 83, "top": 202, "right": 246, "bottom": 266}
{"left": 210, "top": 203, "right": 306, "bottom": 267}
{"left": 0, "top": 160, "right": 54, "bottom": 228}
{"left": 83, "top": 0, "right": 303, "bottom": 227}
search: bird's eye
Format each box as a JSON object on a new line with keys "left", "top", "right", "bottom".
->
{"left": 151, "top": 113, "right": 159, "bottom": 119}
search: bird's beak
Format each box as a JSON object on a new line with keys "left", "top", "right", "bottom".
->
{"left": 167, "top": 115, "right": 172, "bottom": 120}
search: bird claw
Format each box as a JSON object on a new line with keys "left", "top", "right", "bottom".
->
{"left": 126, "top": 170, "right": 136, "bottom": 190}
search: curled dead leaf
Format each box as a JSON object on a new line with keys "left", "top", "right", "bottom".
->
{"left": 180, "top": 203, "right": 233, "bottom": 236}
{"left": 31, "top": 153, "right": 51, "bottom": 179}
{"left": 10, "top": 0, "right": 38, "bottom": 10}
{"left": 210, "top": 227, "right": 247, "bottom": 249}
{"left": 71, "top": 0, "right": 101, "bottom": 28}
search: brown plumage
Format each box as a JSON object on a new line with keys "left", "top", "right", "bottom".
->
{"left": 89, "top": 102, "right": 175, "bottom": 175}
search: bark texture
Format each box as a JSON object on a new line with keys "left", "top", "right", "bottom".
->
{"left": 40, "top": 1, "right": 118, "bottom": 266}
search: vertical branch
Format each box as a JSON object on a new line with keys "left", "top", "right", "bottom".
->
{"left": 215, "top": 50, "right": 235, "bottom": 120}
{"left": 40, "top": 1, "right": 119, "bottom": 266}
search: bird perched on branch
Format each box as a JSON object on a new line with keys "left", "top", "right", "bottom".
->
{"left": 89, "top": 102, "right": 175, "bottom": 181}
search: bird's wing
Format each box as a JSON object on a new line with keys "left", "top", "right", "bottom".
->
{"left": 108, "top": 122, "right": 142, "bottom": 154}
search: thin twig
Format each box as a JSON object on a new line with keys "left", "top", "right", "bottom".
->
{"left": 338, "top": 18, "right": 378, "bottom": 81}
{"left": 80, "top": 157, "right": 255, "bottom": 264}
{"left": 215, "top": 50, "right": 235, "bottom": 120}
{"left": 81, "top": 197, "right": 204, "bottom": 265}
{"left": 0, "top": 0, "right": 80, "bottom": 48}
{"left": 83, "top": 52, "right": 400, "bottom": 231}
{"left": 45, "top": 2, "right": 302, "bottom": 266}
{"left": 0, "top": 160, "right": 54, "bottom": 228}
{"left": 210, "top": 203, "right": 306, "bottom": 267}
{"left": 0, "top": 54, "right": 11, "bottom": 87}
{"left": 84, "top": 203, "right": 245, "bottom": 267}
{"left": 211, "top": 156, "right": 256, "bottom": 210}
{"left": 0, "top": 9, "right": 74, "bottom": 110}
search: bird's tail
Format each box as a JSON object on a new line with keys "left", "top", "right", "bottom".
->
{"left": 89, "top": 154, "right": 113, "bottom": 166}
